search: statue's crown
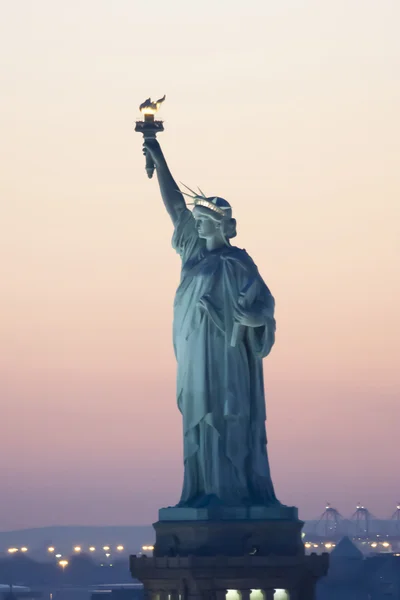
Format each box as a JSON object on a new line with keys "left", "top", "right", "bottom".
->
{"left": 180, "top": 184, "right": 231, "bottom": 218}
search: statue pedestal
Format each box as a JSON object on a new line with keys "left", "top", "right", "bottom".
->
{"left": 130, "top": 507, "right": 328, "bottom": 600}
{"left": 158, "top": 504, "right": 298, "bottom": 522}
{"left": 154, "top": 505, "right": 302, "bottom": 558}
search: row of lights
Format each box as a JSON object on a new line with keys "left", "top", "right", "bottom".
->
{"left": 305, "top": 543, "right": 336, "bottom": 549}
{"left": 49, "top": 545, "right": 125, "bottom": 553}
{"left": 7, "top": 543, "right": 155, "bottom": 555}
{"left": 52, "top": 544, "right": 154, "bottom": 571}
{"left": 6, "top": 545, "right": 125, "bottom": 555}
{"left": 305, "top": 541, "right": 392, "bottom": 550}
{"left": 7, "top": 543, "right": 154, "bottom": 572}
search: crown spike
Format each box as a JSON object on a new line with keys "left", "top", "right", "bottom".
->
{"left": 180, "top": 182, "right": 199, "bottom": 198}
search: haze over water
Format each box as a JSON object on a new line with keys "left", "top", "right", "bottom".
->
{"left": 1, "top": 0, "right": 399, "bottom": 531}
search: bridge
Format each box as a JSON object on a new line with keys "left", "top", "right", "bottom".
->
{"left": 302, "top": 503, "right": 400, "bottom": 553}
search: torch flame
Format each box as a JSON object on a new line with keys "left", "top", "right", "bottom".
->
{"left": 139, "top": 95, "right": 166, "bottom": 116}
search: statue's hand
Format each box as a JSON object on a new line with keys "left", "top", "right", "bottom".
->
{"left": 234, "top": 306, "right": 266, "bottom": 328}
{"left": 233, "top": 298, "right": 267, "bottom": 328}
{"left": 142, "top": 139, "right": 164, "bottom": 166}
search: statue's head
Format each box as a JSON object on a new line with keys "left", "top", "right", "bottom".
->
{"left": 181, "top": 185, "right": 237, "bottom": 245}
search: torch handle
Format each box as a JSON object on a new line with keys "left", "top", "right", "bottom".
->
{"left": 145, "top": 151, "right": 155, "bottom": 179}
{"left": 142, "top": 131, "right": 158, "bottom": 179}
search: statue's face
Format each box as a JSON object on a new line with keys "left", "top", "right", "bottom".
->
{"left": 193, "top": 210, "right": 221, "bottom": 239}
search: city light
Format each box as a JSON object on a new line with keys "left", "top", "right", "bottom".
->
{"left": 7, "top": 548, "right": 18, "bottom": 554}
{"left": 48, "top": 547, "right": 55, "bottom": 553}
{"left": 116, "top": 545, "right": 124, "bottom": 551}
{"left": 371, "top": 543, "right": 377, "bottom": 548}
{"left": 382, "top": 542, "right": 390, "bottom": 548}
{"left": 142, "top": 545, "right": 155, "bottom": 551}
{"left": 324, "top": 543, "right": 332, "bottom": 549}
{"left": 73, "top": 546, "right": 82, "bottom": 553}
{"left": 20, "top": 547, "right": 28, "bottom": 552}
{"left": 55, "top": 554, "right": 62, "bottom": 558}
{"left": 105, "top": 553, "right": 111, "bottom": 557}
{"left": 305, "top": 543, "right": 311, "bottom": 548}
{"left": 103, "top": 546, "right": 110, "bottom": 551}
{"left": 89, "top": 547, "right": 96, "bottom": 552}
{"left": 58, "top": 559, "right": 69, "bottom": 569}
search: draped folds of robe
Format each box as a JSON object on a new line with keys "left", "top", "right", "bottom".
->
{"left": 172, "top": 209, "right": 278, "bottom": 507}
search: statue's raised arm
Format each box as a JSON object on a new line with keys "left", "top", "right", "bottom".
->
{"left": 143, "top": 139, "right": 188, "bottom": 226}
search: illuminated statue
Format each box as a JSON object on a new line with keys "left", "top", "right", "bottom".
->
{"left": 143, "top": 139, "right": 278, "bottom": 508}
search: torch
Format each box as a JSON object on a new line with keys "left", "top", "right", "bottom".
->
{"left": 135, "top": 95, "right": 166, "bottom": 178}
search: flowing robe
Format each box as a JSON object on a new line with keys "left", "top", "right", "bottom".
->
{"left": 172, "top": 210, "right": 278, "bottom": 507}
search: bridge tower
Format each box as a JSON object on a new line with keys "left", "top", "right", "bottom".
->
{"left": 315, "top": 504, "right": 346, "bottom": 539}
{"left": 351, "top": 504, "right": 372, "bottom": 538}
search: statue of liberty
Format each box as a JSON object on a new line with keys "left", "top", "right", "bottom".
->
{"left": 143, "top": 140, "right": 279, "bottom": 509}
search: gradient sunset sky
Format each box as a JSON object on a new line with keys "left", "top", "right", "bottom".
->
{"left": 1, "top": 0, "right": 399, "bottom": 531}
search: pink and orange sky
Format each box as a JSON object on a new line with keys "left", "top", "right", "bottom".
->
{"left": 1, "top": 1, "right": 399, "bottom": 531}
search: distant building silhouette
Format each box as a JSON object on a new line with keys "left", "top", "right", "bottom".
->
{"left": 316, "top": 536, "right": 400, "bottom": 600}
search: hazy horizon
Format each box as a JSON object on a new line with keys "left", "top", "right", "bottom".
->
{"left": 1, "top": 0, "right": 399, "bottom": 531}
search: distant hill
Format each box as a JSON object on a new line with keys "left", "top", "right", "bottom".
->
{"left": 1, "top": 519, "right": 398, "bottom": 557}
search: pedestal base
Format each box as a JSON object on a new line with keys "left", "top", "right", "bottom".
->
{"left": 154, "top": 511, "right": 303, "bottom": 558}
{"left": 130, "top": 512, "right": 329, "bottom": 600}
